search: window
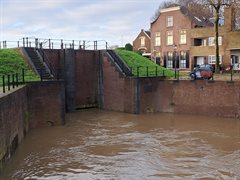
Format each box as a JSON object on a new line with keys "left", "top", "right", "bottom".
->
{"left": 140, "top": 36, "right": 145, "bottom": 46}
{"left": 209, "top": 36, "right": 222, "bottom": 46}
{"left": 180, "top": 30, "right": 187, "bottom": 44}
{"left": 155, "top": 32, "right": 161, "bottom": 46}
{"left": 167, "top": 16, "right": 173, "bottom": 27}
{"left": 208, "top": 55, "right": 222, "bottom": 64}
{"left": 167, "top": 31, "right": 173, "bottom": 46}
{"left": 179, "top": 51, "right": 186, "bottom": 68}
{"left": 167, "top": 52, "right": 173, "bottom": 68}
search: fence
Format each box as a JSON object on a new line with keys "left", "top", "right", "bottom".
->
{"left": 0, "top": 68, "right": 63, "bottom": 94}
{"left": 0, "top": 38, "right": 110, "bottom": 50}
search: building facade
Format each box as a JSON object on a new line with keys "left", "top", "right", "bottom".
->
{"left": 190, "top": 6, "right": 240, "bottom": 70}
{"left": 133, "top": 29, "right": 151, "bottom": 58}
{"left": 150, "top": 6, "right": 195, "bottom": 69}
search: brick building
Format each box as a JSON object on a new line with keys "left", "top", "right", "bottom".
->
{"left": 133, "top": 29, "right": 151, "bottom": 58}
{"left": 190, "top": 6, "right": 240, "bottom": 70}
{"left": 150, "top": 6, "right": 212, "bottom": 70}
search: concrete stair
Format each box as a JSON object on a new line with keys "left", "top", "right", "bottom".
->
{"left": 24, "top": 48, "right": 52, "bottom": 80}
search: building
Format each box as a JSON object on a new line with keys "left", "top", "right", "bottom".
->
{"left": 190, "top": 6, "right": 240, "bottom": 70}
{"left": 133, "top": 29, "right": 151, "bottom": 58}
{"left": 150, "top": 6, "right": 213, "bottom": 70}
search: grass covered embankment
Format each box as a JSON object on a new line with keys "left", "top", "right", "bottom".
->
{"left": 115, "top": 48, "right": 174, "bottom": 77}
{"left": 0, "top": 48, "right": 39, "bottom": 86}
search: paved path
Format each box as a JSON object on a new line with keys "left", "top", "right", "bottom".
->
{"left": 0, "top": 85, "right": 25, "bottom": 98}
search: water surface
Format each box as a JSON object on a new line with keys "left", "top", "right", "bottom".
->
{"left": 1, "top": 109, "right": 240, "bottom": 179}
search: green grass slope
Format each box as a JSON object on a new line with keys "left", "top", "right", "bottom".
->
{"left": 0, "top": 48, "right": 39, "bottom": 86}
{"left": 115, "top": 48, "right": 174, "bottom": 77}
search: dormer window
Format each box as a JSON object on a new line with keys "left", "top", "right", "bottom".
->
{"left": 167, "top": 16, "right": 173, "bottom": 27}
{"left": 140, "top": 36, "right": 145, "bottom": 46}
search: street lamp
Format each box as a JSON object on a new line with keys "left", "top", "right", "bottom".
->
{"left": 173, "top": 44, "right": 177, "bottom": 79}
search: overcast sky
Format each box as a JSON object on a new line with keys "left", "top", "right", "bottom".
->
{"left": 0, "top": 0, "right": 164, "bottom": 47}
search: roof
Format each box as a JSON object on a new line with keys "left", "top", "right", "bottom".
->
{"left": 151, "top": 5, "right": 213, "bottom": 28}
{"left": 144, "top": 30, "right": 151, "bottom": 39}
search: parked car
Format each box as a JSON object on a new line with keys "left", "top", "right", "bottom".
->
{"left": 190, "top": 65, "right": 213, "bottom": 80}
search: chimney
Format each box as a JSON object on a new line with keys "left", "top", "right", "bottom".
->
{"left": 224, "top": 5, "right": 235, "bottom": 32}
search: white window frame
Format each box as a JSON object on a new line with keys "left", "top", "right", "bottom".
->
{"left": 155, "top": 32, "right": 161, "bottom": 46}
{"left": 167, "top": 31, "right": 173, "bottom": 46}
{"left": 180, "top": 30, "right": 187, "bottom": 44}
{"left": 179, "top": 51, "right": 186, "bottom": 69}
{"left": 140, "top": 36, "right": 145, "bottom": 46}
{"left": 209, "top": 36, "right": 222, "bottom": 46}
{"left": 208, "top": 55, "right": 222, "bottom": 64}
{"left": 167, "top": 52, "right": 173, "bottom": 68}
{"left": 167, "top": 16, "right": 173, "bottom": 27}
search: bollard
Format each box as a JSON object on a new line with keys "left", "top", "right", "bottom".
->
{"left": 137, "top": 67, "right": 139, "bottom": 77}
{"left": 231, "top": 70, "right": 233, "bottom": 81}
{"left": 146, "top": 66, "right": 148, "bottom": 77}
{"left": 156, "top": 66, "right": 158, "bottom": 77}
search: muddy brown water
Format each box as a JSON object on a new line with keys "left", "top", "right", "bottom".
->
{"left": 1, "top": 109, "right": 240, "bottom": 179}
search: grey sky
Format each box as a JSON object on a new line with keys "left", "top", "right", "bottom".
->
{"left": 0, "top": 0, "right": 164, "bottom": 47}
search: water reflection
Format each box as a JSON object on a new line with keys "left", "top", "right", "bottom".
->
{"left": 1, "top": 109, "right": 240, "bottom": 179}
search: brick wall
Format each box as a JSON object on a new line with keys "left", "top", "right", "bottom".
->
{"left": 75, "top": 50, "right": 99, "bottom": 108}
{"left": 27, "top": 81, "right": 65, "bottom": 128}
{"left": 102, "top": 53, "right": 135, "bottom": 113}
{"left": 0, "top": 81, "right": 65, "bottom": 168}
{"left": 139, "top": 79, "right": 240, "bottom": 118}
{"left": 0, "top": 87, "right": 28, "bottom": 168}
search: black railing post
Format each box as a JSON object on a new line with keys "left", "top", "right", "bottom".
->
{"left": 137, "top": 67, "right": 139, "bottom": 77}
{"left": 61, "top": 39, "right": 63, "bottom": 49}
{"left": 12, "top": 74, "right": 15, "bottom": 89}
{"left": 2, "top": 76, "right": 5, "bottom": 93}
{"left": 22, "top": 68, "right": 25, "bottom": 83}
{"left": 26, "top": 37, "right": 28, "bottom": 47}
{"left": 40, "top": 68, "right": 43, "bottom": 81}
{"left": 231, "top": 69, "right": 233, "bottom": 81}
{"left": 156, "top": 66, "right": 158, "bottom": 77}
{"left": 23, "top": 38, "right": 25, "bottom": 47}
{"left": 7, "top": 75, "right": 10, "bottom": 91}
{"left": 106, "top": 42, "right": 108, "bottom": 50}
{"left": 72, "top": 40, "right": 74, "bottom": 49}
{"left": 17, "top": 41, "right": 20, "bottom": 48}
{"left": 177, "top": 70, "right": 180, "bottom": 80}
{"left": 146, "top": 66, "right": 149, "bottom": 77}
{"left": 16, "top": 73, "right": 19, "bottom": 87}
{"left": 49, "top": 39, "right": 51, "bottom": 49}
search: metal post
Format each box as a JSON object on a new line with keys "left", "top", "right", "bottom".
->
{"left": 156, "top": 66, "right": 158, "bottom": 76}
{"left": 83, "top": 41, "right": 85, "bottom": 50}
{"left": 29, "top": 42, "right": 31, "bottom": 47}
{"left": 12, "top": 74, "right": 15, "bottom": 89}
{"left": 106, "top": 42, "right": 108, "bottom": 50}
{"left": 35, "top": 38, "right": 38, "bottom": 48}
{"left": 177, "top": 70, "right": 180, "bottom": 81}
{"left": 23, "top": 38, "right": 25, "bottom": 47}
{"left": 16, "top": 73, "right": 19, "bottom": 87}
{"left": 49, "top": 39, "right": 51, "bottom": 49}
{"left": 72, "top": 40, "right": 74, "bottom": 49}
{"left": 231, "top": 69, "right": 233, "bottom": 81}
{"left": 7, "top": 75, "right": 10, "bottom": 91}
{"left": 137, "top": 67, "right": 139, "bottom": 77}
{"left": 61, "top": 39, "right": 63, "bottom": 49}
{"left": 22, "top": 68, "right": 25, "bottom": 83}
{"left": 17, "top": 41, "right": 20, "bottom": 48}
{"left": 26, "top": 37, "right": 28, "bottom": 47}
{"left": 40, "top": 68, "right": 42, "bottom": 81}
{"left": 146, "top": 66, "right": 148, "bottom": 77}
{"left": 2, "top": 76, "right": 5, "bottom": 93}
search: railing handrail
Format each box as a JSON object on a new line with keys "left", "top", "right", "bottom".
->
{"left": 0, "top": 37, "right": 111, "bottom": 50}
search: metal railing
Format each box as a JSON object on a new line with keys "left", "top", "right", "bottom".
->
{"left": 0, "top": 37, "right": 110, "bottom": 50}
{"left": 0, "top": 68, "right": 62, "bottom": 93}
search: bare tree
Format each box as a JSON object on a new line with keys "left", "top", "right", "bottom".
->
{"left": 151, "top": 0, "right": 178, "bottom": 22}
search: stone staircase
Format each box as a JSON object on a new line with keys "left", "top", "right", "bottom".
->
{"left": 24, "top": 48, "right": 52, "bottom": 80}
{"left": 106, "top": 50, "right": 133, "bottom": 76}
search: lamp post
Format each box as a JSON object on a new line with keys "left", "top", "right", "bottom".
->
{"left": 173, "top": 44, "right": 177, "bottom": 79}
